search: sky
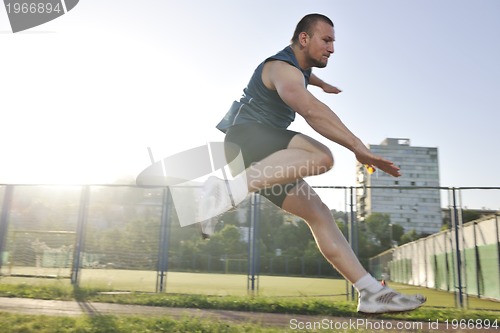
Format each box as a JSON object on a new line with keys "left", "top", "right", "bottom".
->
{"left": 1, "top": 0, "right": 499, "bottom": 210}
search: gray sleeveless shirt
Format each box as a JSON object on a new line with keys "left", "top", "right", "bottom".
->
{"left": 216, "top": 46, "right": 312, "bottom": 132}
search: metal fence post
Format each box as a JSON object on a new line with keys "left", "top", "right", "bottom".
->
{"left": 71, "top": 185, "right": 90, "bottom": 286}
{"left": 451, "top": 187, "right": 464, "bottom": 308}
{"left": 344, "top": 187, "right": 349, "bottom": 301}
{"left": 458, "top": 189, "right": 469, "bottom": 308}
{"left": 496, "top": 214, "right": 500, "bottom": 296}
{"left": 248, "top": 193, "right": 260, "bottom": 295}
{"left": 0, "top": 186, "right": 14, "bottom": 271}
{"left": 156, "top": 188, "right": 171, "bottom": 293}
{"left": 472, "top": 221, "right": 481, "bottom": 298}
{"left": 348, "top": 186, "right": 357, "bottom": 301}
{"left": 423, "top": 238, "right": 428, "bottom": 287}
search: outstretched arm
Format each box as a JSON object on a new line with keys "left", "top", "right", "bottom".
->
{"left": 267, "top": 61, "right": 400, "bottom": 177}
{"left": 309, "top": 73, "right": 342, "bottom": 94}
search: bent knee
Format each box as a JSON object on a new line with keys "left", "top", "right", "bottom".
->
{"left": 301, "top": 200, "right": 331, "bottom": 222}
{"left": 313, "top": 150, "right": 334, "bottom": 174}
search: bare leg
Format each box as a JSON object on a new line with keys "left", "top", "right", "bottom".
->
{"left": 281, "top": 181, "right": 367, "bottom": 283}
{"left": 239, "top": 133, "right": 366, "bottom": 282}
{"left": 198, "top": 134, "right": 334, "bottom": 233}
{"left": 204, "top": 133, "right": 426, "bottom": 313}
{"left": 244, "top": 134, "right": 334, "bottom": 191}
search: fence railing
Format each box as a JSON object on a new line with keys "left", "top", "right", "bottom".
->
{"left": 370, "top": 214, "right": 500, "bottom": 305}
{"left": 0, "top": 184, "right": 499, "bottom": 307}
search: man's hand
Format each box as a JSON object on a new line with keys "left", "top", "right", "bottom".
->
{"left": 322, "top": 82, "right": 342, "bottom": 94}
{"left": 355, "top": 148, "right": 401, "bottom": 177}
{"left": 309, "top": 73, "right": 342, "bottom": 94}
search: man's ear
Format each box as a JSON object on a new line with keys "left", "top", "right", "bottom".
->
{"left": 298, "top": 31, "right": 309, "bottom": 48}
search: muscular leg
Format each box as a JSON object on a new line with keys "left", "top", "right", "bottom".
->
{"left": 244, "top": 134, "right": 334, "bottom": 191}
{"left": 279, "top": 182, "right": 427, "bottom": 313}
{"left": 199, "top": 133, "right": 334, "bottom": 234}
{"left": 207, "top": 131, "right": 426, "bottom": 313}
{"left": 281, "top": 181, "right": 367, "bottom": 283}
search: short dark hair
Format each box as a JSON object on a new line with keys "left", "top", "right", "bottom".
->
{"left": 291, "top": 13, "right": 334, "bottom": 44}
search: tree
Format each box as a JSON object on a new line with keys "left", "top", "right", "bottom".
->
{"left": 219, "top": 224, "right": 246, "bottom": 254}
{"left": 390, "top": 224, "right": 404, "bottom": 246}
{"left": 364, "top": 213, "right": 404, "bottom": 250}
{"left": 462, "top": 210, "right": 483, "bottom": 223}
{"left": 198, "top": 224, "right": 246, "bottom": 259}
{"left": 365, "top": 213, "right": 392, "bottom": 249}
{"left": 272, "top": 220, "right": 312, "bottom": 257}
{"left": 303, "top": 240, "right": 323, "bottom": 261}
{"left": 357, "top": 224, "right": 383, "bottom": 267}
{"left": 399, "top": 229, "right": 423, "bottom": 245}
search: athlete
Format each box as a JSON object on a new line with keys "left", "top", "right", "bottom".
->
{"left": 197, "top": 13, "right": 426, "bottom": 314}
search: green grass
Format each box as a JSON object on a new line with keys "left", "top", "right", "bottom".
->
{"left": 0, "top": 312, "right": 290, "bottom": 333}
{"left": 1, "top": 270, "right": 499, "bottom": 311}
{"left": 1, "top": 268, "right": 351, "bottom": 297}
{"left": 0, "top": 278, "right": 499, "bottom": 333}
{"left": 0, "top": 280, "right": 498, "bottom": 321}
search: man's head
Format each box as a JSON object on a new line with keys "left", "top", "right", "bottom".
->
{"left": 291, "top": 14, "right": 335, "bottom": 68}
{"left": 291, "top": 14, "right": 334, "bottom": 44}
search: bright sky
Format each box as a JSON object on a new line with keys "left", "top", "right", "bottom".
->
{"left": 1, "top": 0, "right": 499, "bottom": 210}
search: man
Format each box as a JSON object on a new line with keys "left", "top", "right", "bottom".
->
{"left": 197, "top": 13, "right": 426, "bottom": 314}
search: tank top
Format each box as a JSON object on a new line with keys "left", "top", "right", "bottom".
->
{"left": 216, "top": 46, "right": 311, "bottom": 132}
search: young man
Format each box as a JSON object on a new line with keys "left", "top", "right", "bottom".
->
{"left": 198, "top": 13, "right": 426, "bottom": 314}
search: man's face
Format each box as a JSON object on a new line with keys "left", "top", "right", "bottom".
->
{"left": 305, "top": 21, "right": 335, "bottom": 68}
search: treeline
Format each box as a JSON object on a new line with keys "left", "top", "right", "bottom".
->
{"left": 82, "top": 194, "right": 428, "bottom": 277}
{"left": 5, "top": 186, "right": 431, "bottom": 277}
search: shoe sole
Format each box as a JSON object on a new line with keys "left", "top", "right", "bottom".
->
{"left": 358, "top": 296, "right": 426, "bottom": 314}
{"left": 358, "top": 306, "right": 422, "bottom": 315}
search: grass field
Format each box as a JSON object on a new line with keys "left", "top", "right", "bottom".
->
{"left": 1, "top": 270, "right": 499, "bottom": 333}
{"left": 1, "top": 268, "right": 499, "bottom": 311}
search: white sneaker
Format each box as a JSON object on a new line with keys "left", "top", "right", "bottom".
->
{"left": 357, "top": 286, "right": 426, "bottom": 314}
{"left": 196, "top": 176, "right": 233, "bottom": 223}
{"left": 197, "top": 176, "right": 248, "bottom": 238}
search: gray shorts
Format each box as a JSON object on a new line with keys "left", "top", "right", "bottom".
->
{"left": 225, "top": 122, "right": 300, "bottom": 207}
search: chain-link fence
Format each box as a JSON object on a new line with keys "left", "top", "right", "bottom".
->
{"left": 1, "top": 184, "right": 499, "bottom": 307}
{"left": 370, "top": 213, "right": 500, "bottom": 306}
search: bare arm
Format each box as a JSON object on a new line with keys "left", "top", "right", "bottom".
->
{"left": 309, "top": 73, "right": 342, "bottom": 94}
{"left": 266, "top": 61, "right": 400, "bottom": 177}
